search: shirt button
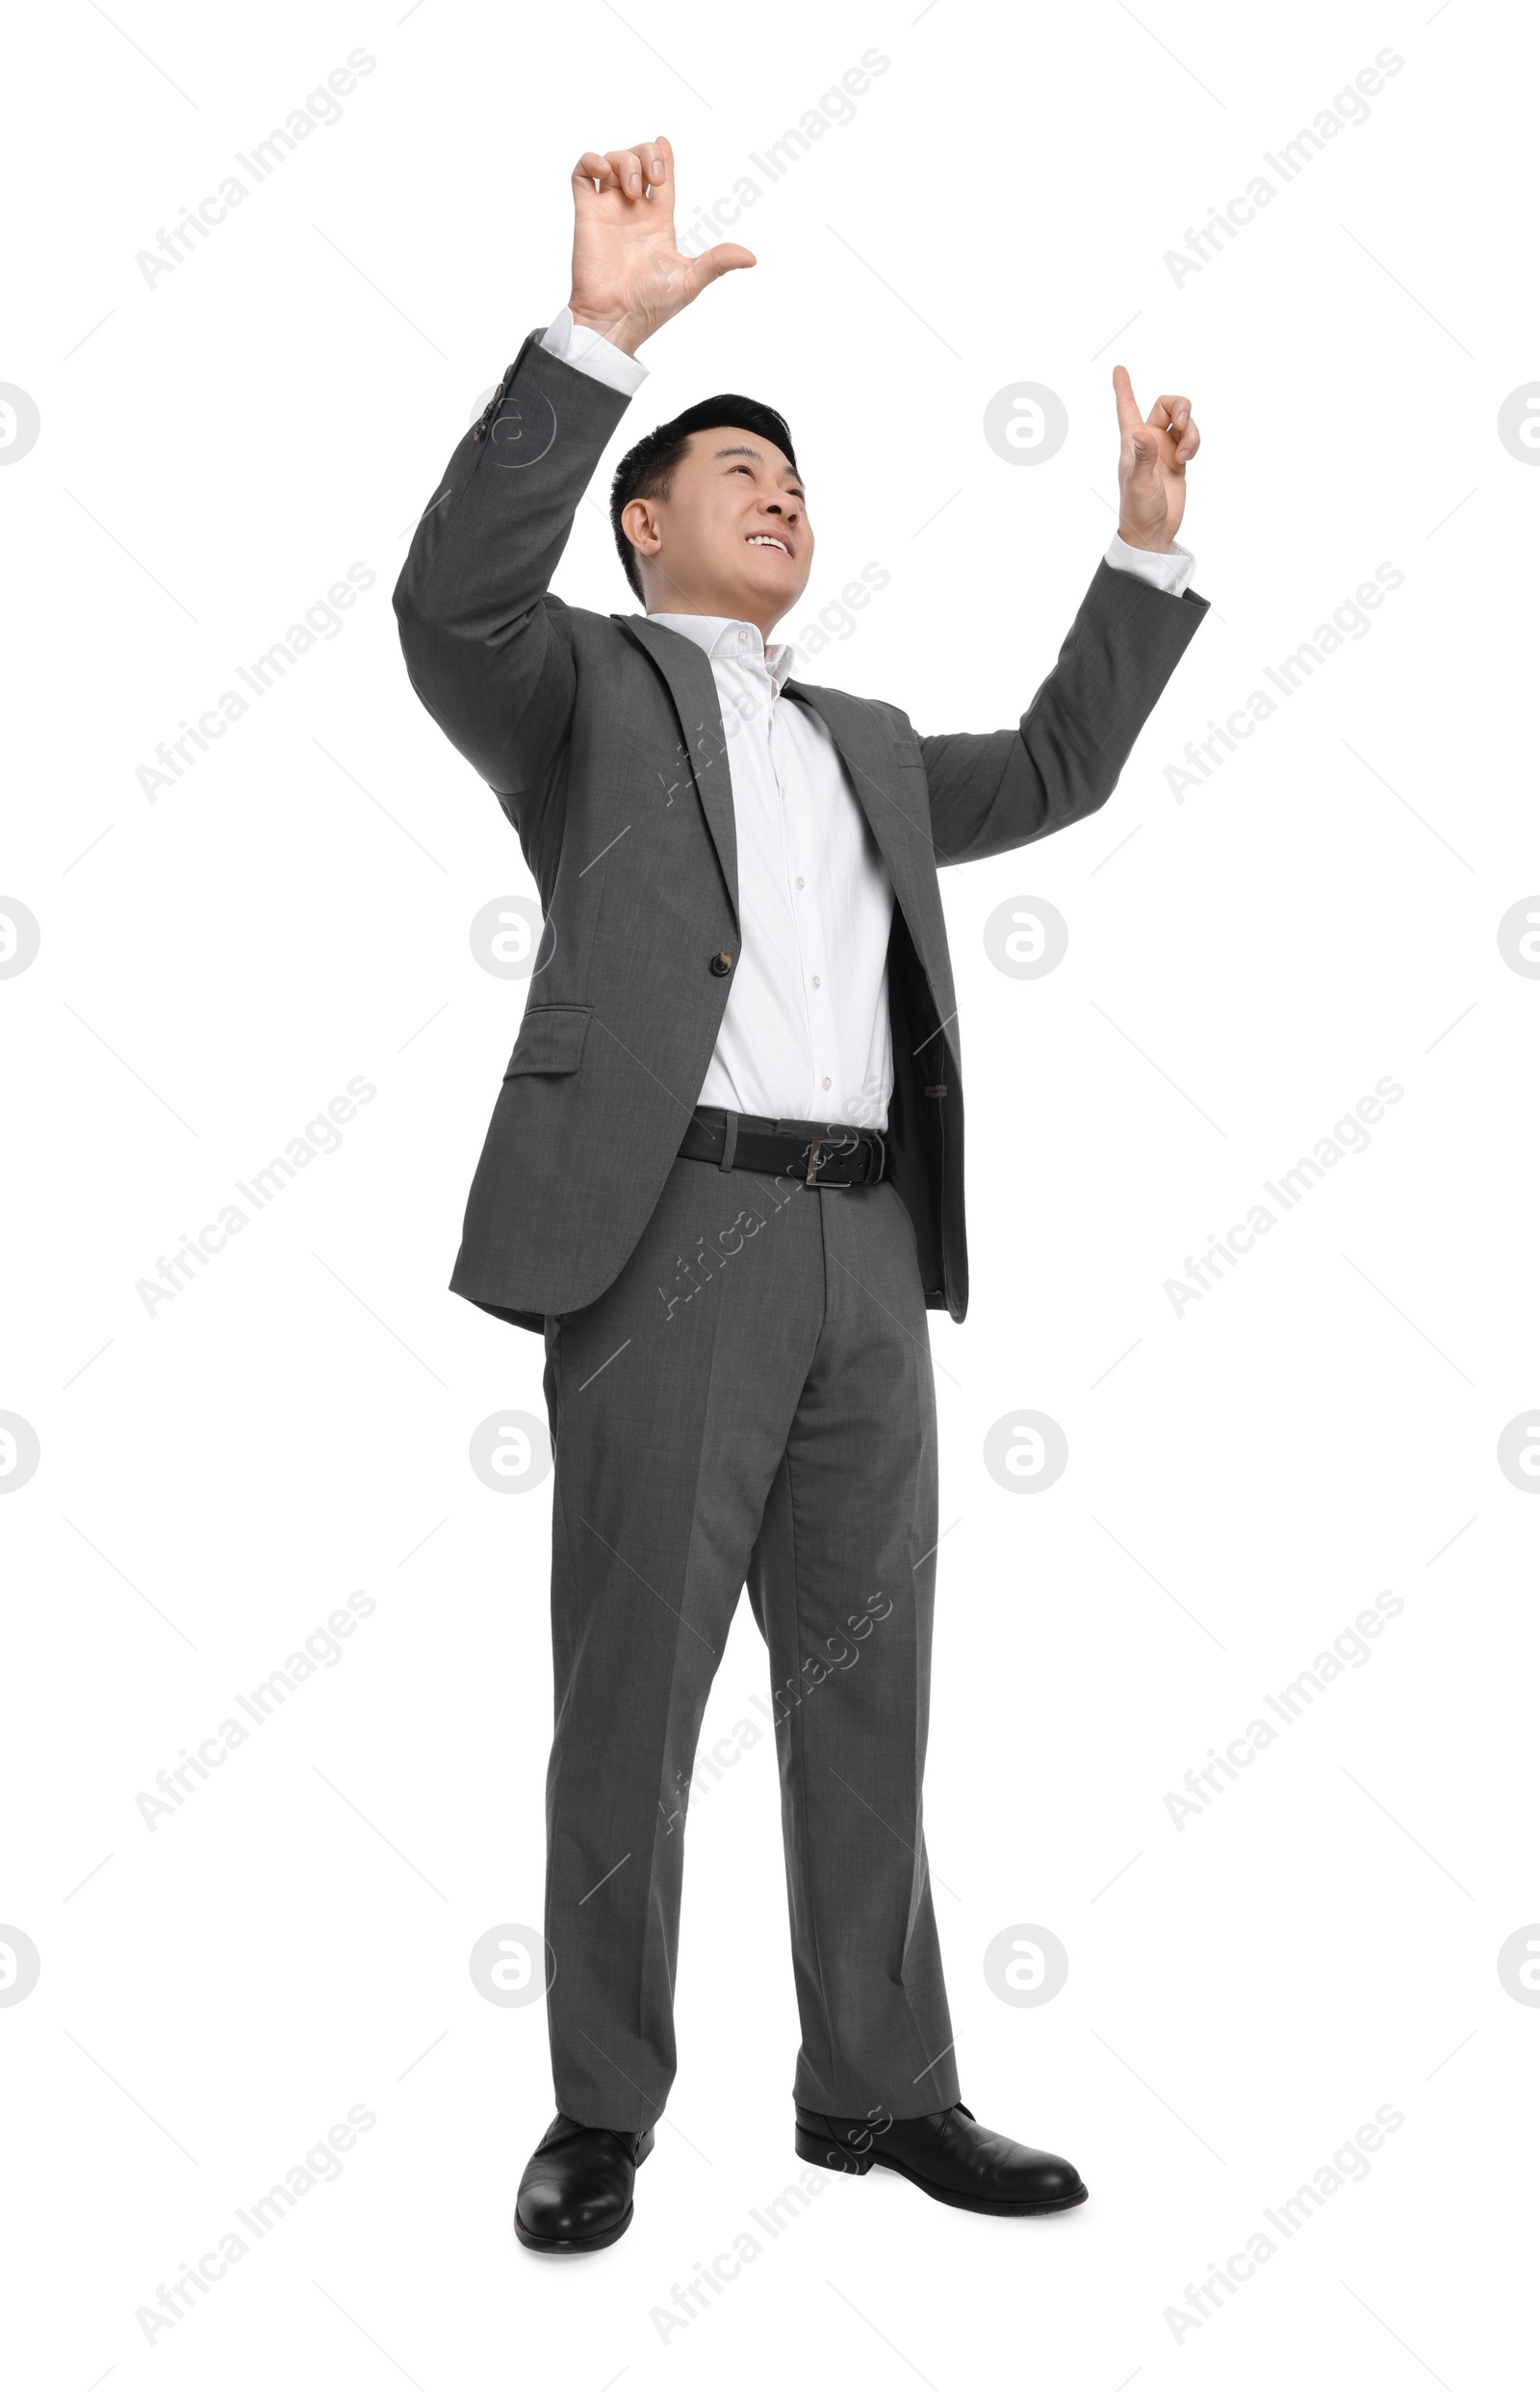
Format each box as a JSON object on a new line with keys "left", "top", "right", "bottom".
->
{"left": 811, "top": 975, "right": 821, "bottom": 989}
{"left": 795, "top": 876, "right": 805, "bottom": 889}
{"left": 736, "top": 630, "right": 748, "bottom": 649}
{"left": 822, "top": 1076, "right": 832, "bottom": 1091}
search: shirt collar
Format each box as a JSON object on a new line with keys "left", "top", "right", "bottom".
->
{"left": 647, "top": 610, "right": 796, "bottom": 693}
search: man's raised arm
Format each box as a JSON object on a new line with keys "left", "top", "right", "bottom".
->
{"left": 392, "top": 334, "right": 632, "bottom": 824}
{"left": 392, "top": 136, "right": 752, "bottom": 853}
{"left": 916, "top": 371, "right": 1209, "bottom": 867}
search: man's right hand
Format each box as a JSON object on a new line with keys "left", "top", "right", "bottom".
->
{"left": 567, "top": 137, "right": 755, "bottom": 356}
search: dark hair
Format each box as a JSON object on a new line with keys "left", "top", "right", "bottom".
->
{"left": 608, "top": 394, "right": 800, "bottom": 604}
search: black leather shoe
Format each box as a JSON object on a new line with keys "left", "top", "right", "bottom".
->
{"left": 795, "top": 2099, "right": 1087, "bottom": 2215}
{"left": 515, "top": 2113, "right": 655, "bottom": 2252}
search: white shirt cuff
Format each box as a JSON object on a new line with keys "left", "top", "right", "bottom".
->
{"left": 540, "top": 304, "right": 650, "bottom": 397}
{"left": 1103, "top": 530, "right": 1195, "bottom": 597}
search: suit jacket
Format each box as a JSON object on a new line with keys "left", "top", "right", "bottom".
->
{"left": 393, "top": 326, "right": 1209, "bottom": 1335}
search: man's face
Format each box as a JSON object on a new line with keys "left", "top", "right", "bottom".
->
{"left": 624, "top": 425, "right": 812, "bottom": 634}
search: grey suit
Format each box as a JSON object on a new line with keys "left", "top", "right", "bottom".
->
{"left": 395, "top": 328, "right": 1208, "bottom": 2127}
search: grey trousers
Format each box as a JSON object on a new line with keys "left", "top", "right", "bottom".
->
{"left": 538, "top": 1144, "right": 960, "bottom": 2129}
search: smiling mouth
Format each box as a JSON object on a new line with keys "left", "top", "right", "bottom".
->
{"left": 746, "top": 533, "right": 791, "bottom": 557}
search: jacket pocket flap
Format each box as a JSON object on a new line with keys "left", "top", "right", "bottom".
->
{"left": 502, "top": 1003, "right": 593, "bottom": 1078}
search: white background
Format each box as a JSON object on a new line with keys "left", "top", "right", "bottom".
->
{"left": 4, "top": 0, "right": 1536, "bottom": 2384}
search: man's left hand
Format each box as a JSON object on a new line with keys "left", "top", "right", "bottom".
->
{"left": 1113, "top": 366, "right": 1199, "bottom": 553}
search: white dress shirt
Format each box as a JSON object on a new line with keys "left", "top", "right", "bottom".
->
{"left": 650, "top": 609, "right": 894, "bottom": 1128}
{"left": 537, "top": 304, "right": 1197, "bottom": 1131}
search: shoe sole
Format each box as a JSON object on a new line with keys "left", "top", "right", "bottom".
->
{"left": 515, "top": 2126, "right": 654, "bottom": 2254}
{"left": 795, "top": 2126, "right": 1089, "bottom": 2216}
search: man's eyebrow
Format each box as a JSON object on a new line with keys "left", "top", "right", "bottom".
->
{"left": 712, "top": 444, "right": 806, "bottom": 487}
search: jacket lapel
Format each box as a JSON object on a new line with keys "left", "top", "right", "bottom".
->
{"left": 780, "top": 677, "right": 956, "bottom": 1041}
{"left": 614, "top": 614, "right": 740, "bottom": 933}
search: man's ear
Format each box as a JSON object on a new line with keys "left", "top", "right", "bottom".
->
{"left": 621, "top": 495, "right": 660, "bottom": 566}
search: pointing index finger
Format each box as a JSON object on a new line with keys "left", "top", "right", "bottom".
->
{"left": 1111, "top": 364, "right": 1144, "bottom": 437}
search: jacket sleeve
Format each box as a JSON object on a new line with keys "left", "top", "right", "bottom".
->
{"left": 392, "top": 326, "right": 637, "bottom": 867}
{"left": 914, "top": 558, "right": 1209, "bottom": 867}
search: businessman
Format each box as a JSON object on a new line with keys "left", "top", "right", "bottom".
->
{"left": 395, "top": 135, "right": 1207, "bottom": 2253}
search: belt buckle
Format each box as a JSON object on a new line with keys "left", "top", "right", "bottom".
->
{"left": 805, "top": 1133, "right": 862, "bottom": 1188}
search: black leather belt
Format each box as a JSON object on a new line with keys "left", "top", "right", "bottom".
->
{"left": 679, "top": 1106, "right": 887, "bottom": 1187}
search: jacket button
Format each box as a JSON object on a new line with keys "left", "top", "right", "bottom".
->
{"left": 710, "top": 950, "right": 734, "bottom": 976}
